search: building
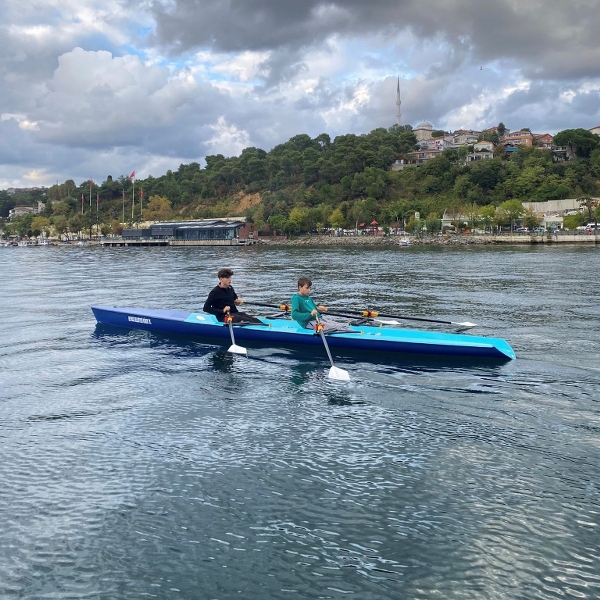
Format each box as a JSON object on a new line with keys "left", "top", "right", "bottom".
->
{"left": 414, "top": 121, "right": 434, "bottom": 141}
{"left": 122, "top": 219, "right": 247, "bottom": 244}
{"left": 534, "top": 133, "right": 554, "bottom": 149}
{"left": 503, "top": 130, "right": 533, "bottom": 147}
{"left": 8, "top": 206, "right": 35, "bottom": 221}
{"left": 589, "top": 125, "right": 600, "bottom": 136}
{"left": 447, "top": 129, "right": 481, "bottom": 147}
{"left": 419, "top": 136, "right": 450, "bottom": 151}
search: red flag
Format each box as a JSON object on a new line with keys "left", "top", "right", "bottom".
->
{"left": 81, "top": 194, "right": 84, "bottom": 205}
{"left": 129, "top": 171, "right": 135, "bottom": 179}
{"left": 140, "top": 189, "right": 144, "bottom": 198}
{"left": 89, "top": 179, "right": 94, "bottom": 185}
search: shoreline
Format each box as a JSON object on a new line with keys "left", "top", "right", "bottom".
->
{"left": 261, "top": 233, "right": 599, "bottom": 246}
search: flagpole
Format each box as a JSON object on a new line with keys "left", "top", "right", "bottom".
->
{"left": 131, "top": 178, "right": 135, "bottom": 220}
{"left": 96, "top": 191, "right": 99, "bottom": 238}
{"left": 122, "top": 189, "right": 125, "bottom": 224}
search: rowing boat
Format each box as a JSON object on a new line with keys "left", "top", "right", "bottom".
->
{"left": 90, "top": 306, "right": 516, "bottom": 361}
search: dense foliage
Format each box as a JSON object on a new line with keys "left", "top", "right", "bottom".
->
{"left": 2, "top": 125, "right": 600, "bottom": 238}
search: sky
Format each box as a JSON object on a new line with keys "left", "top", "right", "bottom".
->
{"left": 1, "top": 0, "right": 600, "bottom": 189}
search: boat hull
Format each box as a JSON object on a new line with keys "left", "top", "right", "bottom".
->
{"left": 91, "top": 306, "right": 516, "bottom": 361}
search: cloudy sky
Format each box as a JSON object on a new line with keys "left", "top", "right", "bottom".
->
{"left": 1, "top": 0, "right": 599, "bottom": 189}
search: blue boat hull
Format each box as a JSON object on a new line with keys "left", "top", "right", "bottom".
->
{"left": 91, "top": 306, "right": 516, "bottom": 361}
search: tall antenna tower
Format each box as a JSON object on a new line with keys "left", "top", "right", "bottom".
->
{"left": 396, "top": 77, "right": 402, "bottom": 126}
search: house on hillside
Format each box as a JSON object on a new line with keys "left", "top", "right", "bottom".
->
{"left": 589, "top": 125, "right": 600, "bottom": 136}
{"left": 407, "top": 148, "right": 443, "bottom": 165}
{"left": 534, "top": 133, "right": 554, "bottom": 149}
{"left": 503, "top": 130, "right": 533, "bottom": 147}
{"left": 8, "top": 206, "right": 35, "bottom": 221}
{"left": 418, "top": 136, "right": 450, "bottom": 151}
{"left": 447, "top": 129, "right": 481, "bottom": 147}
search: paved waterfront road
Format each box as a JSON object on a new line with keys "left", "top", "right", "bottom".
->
{"left": 1, "top": 244, "right": 599, "bottom": 599}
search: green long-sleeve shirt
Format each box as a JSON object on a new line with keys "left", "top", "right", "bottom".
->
{"left": 290, "top": 293, "right": 320, "bottom": 328}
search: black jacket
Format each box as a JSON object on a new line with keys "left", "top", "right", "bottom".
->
{"left": 203, "top": 285, "right": 239, "bottom": 322}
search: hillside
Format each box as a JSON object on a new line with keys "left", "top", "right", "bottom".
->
{"left": 2, "top": 125, "right": 600, "bottom": 238}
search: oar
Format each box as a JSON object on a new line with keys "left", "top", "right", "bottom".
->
{"left": 224, "top": 313, "right": 247, "bottom": 355}
{"left": 321, "top": 308, "right": 477, "bottom": 328}
{"left": 315, "top": 318, "right": 350, "bottom": 381}
{"left": 241, "top": 301, "right": 477, "bottom": 328}
{"left": 239, "top": 300, "right": 291, "bottom": 312}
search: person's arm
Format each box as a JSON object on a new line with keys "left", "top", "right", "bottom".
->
{"left": 230, "top": 286, "right": 242, "bottom": 308}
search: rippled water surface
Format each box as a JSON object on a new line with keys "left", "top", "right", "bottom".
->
{"left": 1, "top": 244, "right": 599, "bottom": 599}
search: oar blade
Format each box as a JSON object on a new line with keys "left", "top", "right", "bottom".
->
{"left": 328, "top": 366, "right": 350, "bottom": 381}
{"left": 228, "top": 343, "right": 247, "bottom": 355}
{"left": 454, "top": 321, "right": 477, "bottom": 328}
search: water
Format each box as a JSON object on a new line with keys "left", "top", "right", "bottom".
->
{"left": 1, "top": 244, "right": 599, "bottom": 599}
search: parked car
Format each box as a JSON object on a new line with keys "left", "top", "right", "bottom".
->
{"left": 515, "top": 227, "right": 530, "bottom": 233}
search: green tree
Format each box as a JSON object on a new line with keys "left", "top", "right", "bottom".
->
{"left": 144, "top": 196, "right": 172, "bottom": 221}
{"left": 30, "top": 216, "right": 51, "bottom": 238}
{"left": 497, "top": 199, "right": 524, "bottom": 230}
{"left": 553, "top": 128, "right": 600, "bottom": 158}
{"left": 329, "top": 207, "right": 346, "bottom": 229}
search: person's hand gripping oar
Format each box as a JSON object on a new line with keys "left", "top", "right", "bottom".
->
{"left": 224, "top": 308, "right": 247, "bottom": 355}
{"left": 315, "top": 317, "right": 350, "bottom": 381}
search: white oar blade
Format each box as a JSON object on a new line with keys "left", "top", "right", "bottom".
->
{"left": 328, "top": 366, "right": 350, "bottom": 381}
{"left": 228, "top": 343, "right": 247, "bottom": 355}
{"left": 374, "top": 319, "right": 401, "bottom": 326}
{"left": 454, "top": 321, "right": 477, "bottom": 328}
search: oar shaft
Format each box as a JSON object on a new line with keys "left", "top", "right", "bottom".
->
{"left": 323, "top": 308, "right": 464, "bottom": 326}
{"left": 241, "top": 301, "right": 475, "bottom": 327}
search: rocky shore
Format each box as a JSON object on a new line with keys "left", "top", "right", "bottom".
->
{"left": 263, "top": 234, "right": 496, "bottom": 246}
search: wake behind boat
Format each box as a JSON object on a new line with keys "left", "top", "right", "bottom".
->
{"left": 91, "top": 306, "right": 516, "bottom": 361}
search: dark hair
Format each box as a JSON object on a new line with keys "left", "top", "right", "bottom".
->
{"left": 297, "top": 276, "right": 312, "bottom": 289}
{"left": 218, "top": 268, "right": 234, "bottom": 279}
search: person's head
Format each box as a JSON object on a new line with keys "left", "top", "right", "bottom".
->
{"left": 218, "top": 268, "right": 234, "bottom": 287}
{"left": 297, "top": 276, "right": 312, "bottom": 296}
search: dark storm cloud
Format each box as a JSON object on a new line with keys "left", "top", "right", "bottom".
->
{"left": 150, "top": 0, "right": 600, "bottom": 81}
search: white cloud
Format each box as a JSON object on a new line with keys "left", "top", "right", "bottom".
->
{"left": 1, "top": 0, "right": 600, "bottom": 187}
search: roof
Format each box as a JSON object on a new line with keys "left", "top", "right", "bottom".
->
{"left": 152, "top": 219, "right": 244, "bottom": 229}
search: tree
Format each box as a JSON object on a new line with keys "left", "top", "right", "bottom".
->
{"left": 553, "top": 128, "right": 600, "bottom": 158}
{"left": 579, "top": 196, "right": 598, "bottom": 223}
{"left": 30, "top": 216, "right": 51, "bottom": 238}
{"left": 497, "top": 122, "right": 506, "bottom": 137}
{"left": 522, "top": 208, "right": 541, "bottom": 229}
{"left": 329, "top": 207, "right": 346, "bottom": 229}
{"left": 479, "top": 205, "right": 497, "bottom": 232}
{"left": 497, "top": 199, "right": 524, "bottom": 230}
{"left": 144, "top": 196, "right": 172, "bottom": 221}
{"left": 52, "top": 215, "right": 68, "bottom": 238}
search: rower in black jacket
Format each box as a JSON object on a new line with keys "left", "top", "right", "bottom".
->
{"left": 203, "top": 268, "right": 262, "bottom": 324}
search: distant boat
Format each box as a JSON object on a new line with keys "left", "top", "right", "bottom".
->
{"left": 398, "top": 236, "right": 412, "bottom": 247}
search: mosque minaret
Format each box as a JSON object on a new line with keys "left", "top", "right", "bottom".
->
{"left": 396, "top": 77, "right": 402, "bottom": 126}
